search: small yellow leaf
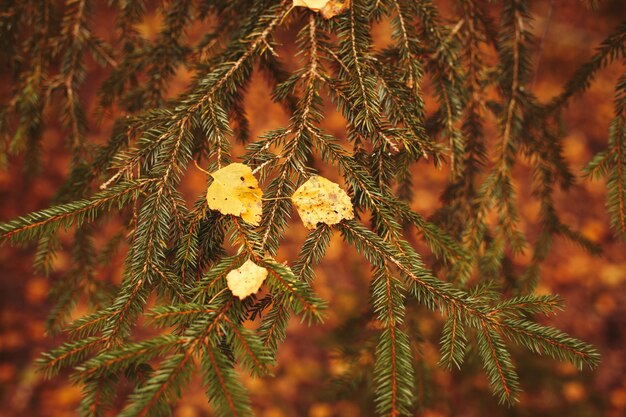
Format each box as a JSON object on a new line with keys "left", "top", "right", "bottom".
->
{"left": 292, "top": 176, "right": 354, "bottom": 229}
{"left": 293, "top": 0, "right": 350, "bottom": 19}
{"left": 226, "top": 260, "right": 268, "bottom": 300}
{"left": 293, "top": 0, "right": 329, "bottom": 10}
{"left": 320, "top": 0, "right": 350, "bottom": 19}
{"left": 206, "top": 163, "right": 263, "bottom": 226}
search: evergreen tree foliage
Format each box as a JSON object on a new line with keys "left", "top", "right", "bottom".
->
{"left": 1, "top": 0, "right": 623, "bottom": 416}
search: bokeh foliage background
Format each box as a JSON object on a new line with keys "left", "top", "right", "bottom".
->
{"left": 1, "top": 1, "right": 625, "bottom": 416}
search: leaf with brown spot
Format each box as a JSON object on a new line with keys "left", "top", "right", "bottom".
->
{"left": 292, "top": 176, "right": 354, "bottom": 229}
{"left": 206, "top": 163, "right": 263, "bottom": 226}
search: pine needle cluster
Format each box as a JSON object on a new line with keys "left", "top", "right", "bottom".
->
{"left": 1, "top": 1, "right": 622, "bottom": 416}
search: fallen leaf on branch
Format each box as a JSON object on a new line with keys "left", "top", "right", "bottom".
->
{"left": 293, "top": 0, "right": 350, "bottom": 19}
{"left": 206, "top": 163, "right": 263, "bottom": 226}
{"left": 226, "top": 259, "right": 268, "bottom": 299}
{"left": 292, "top": 175, "right": 354, "bottom": 229}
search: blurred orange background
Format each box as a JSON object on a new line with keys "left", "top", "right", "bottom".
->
{"left": 1, "top": 1, "right": 625, "bottom": 416}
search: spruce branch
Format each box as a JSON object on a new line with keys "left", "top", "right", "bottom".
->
{"left": 548, "top": 20, "right": 626, "bottom": 112}
{"left": 0, "top": 1, "right": 615, "bottom": 415}
{"left": 0, "top": 180, "right": 148, "bottom": 245}
{"left": 584, "top": 71, "right": 626, "bottom": 238}
{"left": 338, "top": 219, "right": 598, "bottom": 402}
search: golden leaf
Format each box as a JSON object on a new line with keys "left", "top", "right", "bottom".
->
{"left": 226, "top": 259, "right": 268, "bottom": 299}
{"left": 293, "top": 0, "right": 329, "bottom": 10}
{"left": 292, "top": 175, "right": 354, "bottom": 229}
{"left": 293, "top": 0, "right": 350, "bottom": 19}
{"left": 206, "top": 163, "right": 263, "bottom": 226}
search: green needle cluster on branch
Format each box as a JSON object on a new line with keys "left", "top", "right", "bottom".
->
{"left": 1, "top": 0, "right": 622, "bottom": 416}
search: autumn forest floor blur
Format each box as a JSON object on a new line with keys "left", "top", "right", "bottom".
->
{"left": 1, "top": 1, "right": 626, "bottom": 416}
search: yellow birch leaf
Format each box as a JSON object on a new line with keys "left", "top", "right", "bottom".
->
{"left": 293, "top": 0, "right": 350, "bottom": 19}
{"left": 206, "top": 163, "right": 263, "bottom": 226}
{"left": 292, "top": 175, "right": 354, "bottom": 229}
{"left": 293, "top": 0, "right": 329, "bottom": 10}
{"left": 319, "top": 0, "right": 350, "bottom": 19}
{"left": 226, "top": 259, "right": 268, "bottom": 299}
